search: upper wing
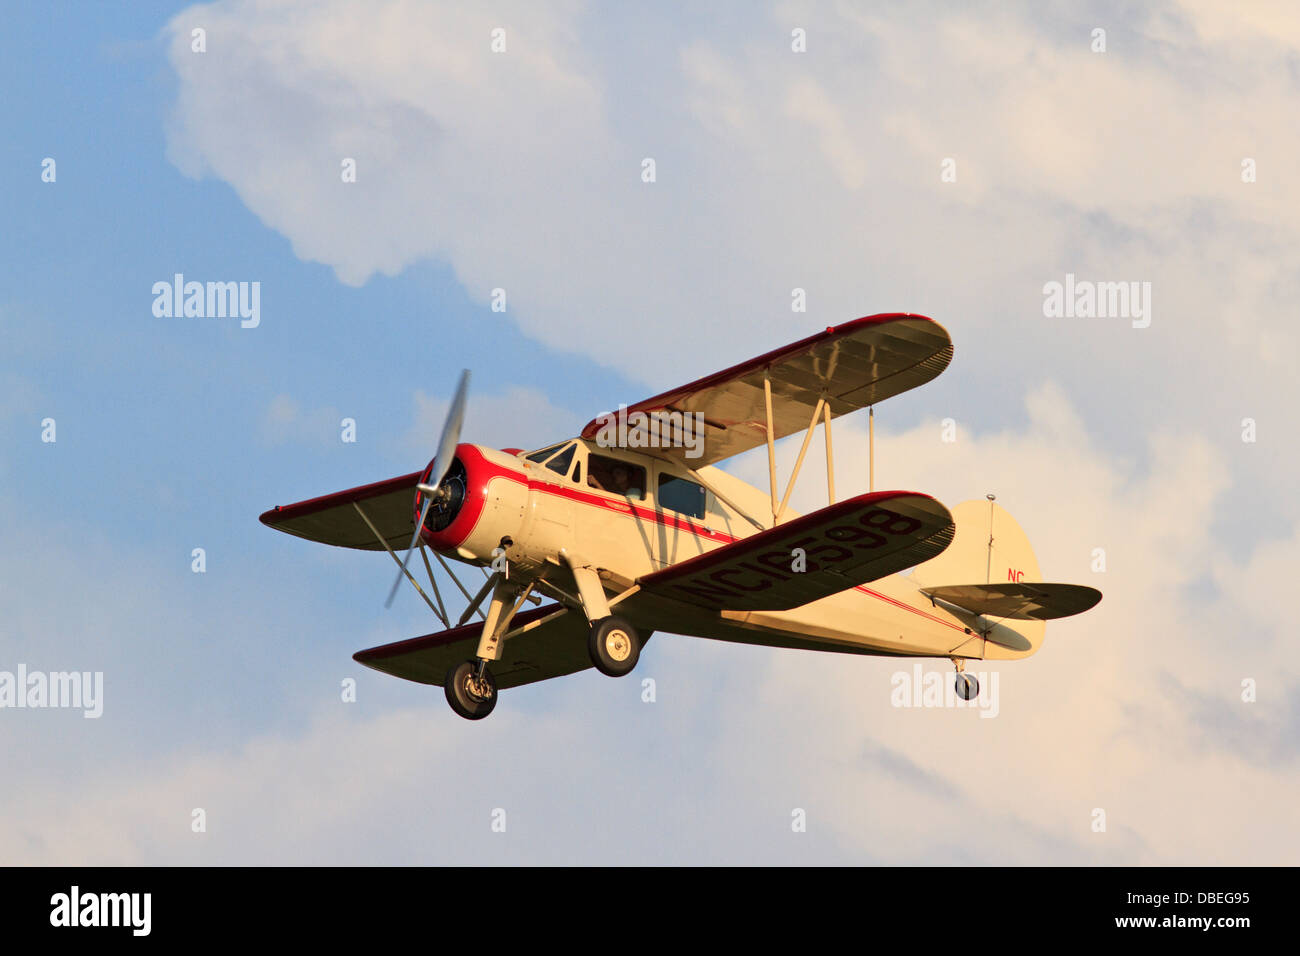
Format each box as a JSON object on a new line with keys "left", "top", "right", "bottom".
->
{"left": 259, "top": 471, "right": 420, "bottom": 551}
{"left": 580, "top": 314, "right": 952, "bottom": 467}
{"left": 353, "top": 604, "right": 593, "bottom": 690}
{"left": 636, "top": 491, "right": 954, "bottom": 611}
{"left": 920, "top": 583, "right": 1102, "bottom": 621}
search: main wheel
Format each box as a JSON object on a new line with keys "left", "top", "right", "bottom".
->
{"left": 445, "top": 660, "right": 498, "bottom": 720}
{"left": 588, "top": 616, "right": 640, "bottom": 677}
{"left": 954, "top": 671, "right": 979, "bottom": 701}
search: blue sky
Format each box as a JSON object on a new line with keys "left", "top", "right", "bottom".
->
{"left": 2, "top": 0, "right": 1297, "bottom": 864}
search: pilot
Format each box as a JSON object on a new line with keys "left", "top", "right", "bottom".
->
{"left": 610, "top": 465, "right": 642, "bottom": 499}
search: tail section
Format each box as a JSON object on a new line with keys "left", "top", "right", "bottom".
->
{"left": 908, "top": 499, "right": 1099, "bottom": 660}
{"left": 909, "top": 498, "right": 1040, "bottom": 589}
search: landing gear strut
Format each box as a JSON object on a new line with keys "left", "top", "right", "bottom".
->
{"left": 445, "top": 659, "right": 498, "bottom": 720}
{"left": 952, "top": 658, "right": 979, "bottom": 701}
{"left": 443, "top": 575, "right": 529, "bottom": 720}
{"left": 559, "top": 551, "right": 644, "bottom": 679}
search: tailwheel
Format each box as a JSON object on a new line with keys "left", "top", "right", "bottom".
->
{"left": 954, "top": 671, "right": 979, "bottom": 701}
{"left": 587, "top": 615, "right": 640, "bottom": 677}
{"left": 445, "top": 660, "right": 498, "bottom": 720}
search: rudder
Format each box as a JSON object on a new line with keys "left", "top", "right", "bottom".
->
{"left": 908, "top": 499, "right": 1049, "bottom": 660}
{"left": 909, "top": 498, "right": 1040, "bottom": 589}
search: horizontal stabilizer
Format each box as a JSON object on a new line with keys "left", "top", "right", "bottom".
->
{"left": 920, "top": 582, "right": 1101, "bottom": 621}
{"left": 638, "top": 491, "right": 954, "bottom": 611}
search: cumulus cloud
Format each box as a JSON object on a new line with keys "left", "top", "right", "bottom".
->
{"left": 69, "top": 0, "right": 1294, "bottom": 863}
{"left": 4, "top": 383, "right": 1296, "bottom": 864}
{"left": 719, "top": 382, "right": 1299, "bottom": 864}
{"left": 164, "top": 0, "right": 1300, "bottom": 401}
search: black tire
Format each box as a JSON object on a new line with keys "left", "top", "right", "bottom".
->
{"left": 954, "top": 672, "right": 979, "bottom": 701}
{"left": 445, "top": 660, "right": 498, "bottom": 720}
{"left": 587, "top": 616, "right": 640, "bottom": 677}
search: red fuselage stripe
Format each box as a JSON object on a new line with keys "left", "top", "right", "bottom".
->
{"left": 439, "top": 445, "right": 965, "bottom": 635}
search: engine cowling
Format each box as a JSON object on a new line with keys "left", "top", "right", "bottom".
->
{"left": 417, "top": 444, "right": 529, "bottom": 564}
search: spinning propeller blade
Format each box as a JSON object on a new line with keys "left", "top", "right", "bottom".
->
{"left": 385, "top": 369, "right": 470, "bottom": 608}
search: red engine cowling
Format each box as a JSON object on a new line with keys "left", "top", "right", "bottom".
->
{"left": 416, "top": 444, "right": 529, "bottom": 562}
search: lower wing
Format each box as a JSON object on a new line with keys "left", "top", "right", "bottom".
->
{"left": 352, "top": 603, "right": 593, "bottom": 689}
{"left": 637, "top": 491, "right": 954, "bottom": 612}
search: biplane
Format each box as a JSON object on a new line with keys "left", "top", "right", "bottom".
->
{"left": 260, "top": 314, "right": 1100, "bottom": 719}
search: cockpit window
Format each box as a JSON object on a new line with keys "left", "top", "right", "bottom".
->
{"left": 545, "top": 444, "right": 576, "bottom": 477}
{"left": 526, "top": 443, "right": 563, "bottom": 463}
{"left": 587, "top": 454, "right": 645, "bottom": 500}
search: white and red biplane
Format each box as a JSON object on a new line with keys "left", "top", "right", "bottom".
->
{"left": 261, "top": 314, "right": 1100, "bottom": 719}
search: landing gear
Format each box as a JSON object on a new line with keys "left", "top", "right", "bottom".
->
{"left": 587, "top": 615, "right": 641, "bottom": 677}
{"left": 558, "top": 552, "right": 642, "bottom": 679}
{"left": 954, "top": 672, "right": 979, "bottom": 700}
{"left": 952, "top": 659, "right": 979, "bottom": 701}
{"left": 445, "top": 659, "right": 498, "bottom": 720}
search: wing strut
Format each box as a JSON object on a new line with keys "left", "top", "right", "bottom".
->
{"left": 775, "top": 392, "right": 828, "bottom": 523}
{"left": 432, "top": 551, "right": 487, "bottom": 622}
{"left": 824, "top": 402, "right": 836, "bottom": 504}
{"left": 761, "top": 372, "right": 839, "bottom": 525}
{"left": 868, "top": 405, "right": 875, "bottom": 493}
{"left": 458, "top": 572, "right": 503, "bottom": 627}
{"left": 352, "top": 498, "right": 525, "bottom": 626}
{"left": 763, "top": 371, "right": 779, "bottom": 519}
{"left": 351, "top": 501, "right": 448, "bottom": 627}
{"left": 418, "top": 546, "right": 449, "bottom": 627}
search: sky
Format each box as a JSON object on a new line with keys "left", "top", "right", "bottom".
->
{"left": 1, "top": 0, "right": 1297, "bottom": 864}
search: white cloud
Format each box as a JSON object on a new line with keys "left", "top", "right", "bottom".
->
{"left": 719, "top": 382, "right": 1299, "bottom": 863}
{"left": 135, "top": 0, "right": 1300, "bottom": 862}
{"left": 3, "top": 383, "right": 1297, "bottom": 863}
{"left": 163, "top": 0, "right": 1300, "bottom": 483}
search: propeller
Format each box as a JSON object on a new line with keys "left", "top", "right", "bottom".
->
{"left": 385, "top": 369, "right": 470, "bottom": 608}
